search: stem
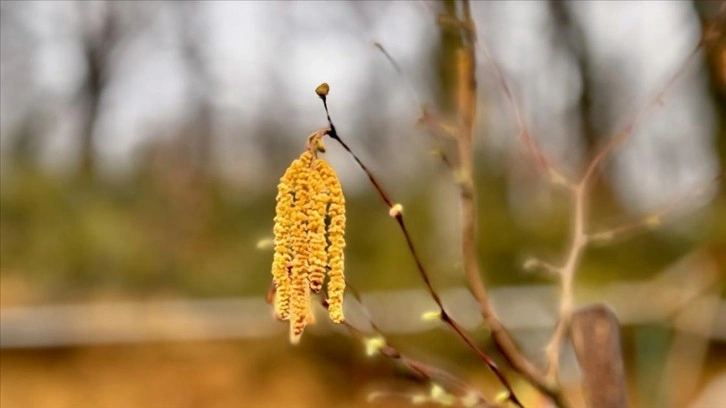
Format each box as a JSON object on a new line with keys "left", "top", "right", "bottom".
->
{"left": 545, "top": 184, "right": 588, "bottom": 380}
{"left": 318, "top": 92, "right": 523, "bottom": 407}
{"left": 328, "top": 289, "right": 494, "bottom": 407}
{"left": 453, "top": 3, "right": 569, "bottom": 406}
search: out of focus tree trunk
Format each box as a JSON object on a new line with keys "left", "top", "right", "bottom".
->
{"left": 2, "top": 2, "right": 42, "bottom": 167}
{"left": 177, "top": 0, "right": 214, "bottom": 180}
{"left": 76, "top": 1, "right": 119, "bottom": 181}
{"left": 692, "top": 2, "right": 725, "bottom": 171}
{"left": 692, "top": 1, "right": 726, "bottom": 274}
{"left": 548, "top": 0, "right": 599, "bottom": 156}
{"left": 434, "top": 0, "right": 464, "bottom": 117}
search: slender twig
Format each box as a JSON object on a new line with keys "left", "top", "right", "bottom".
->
{"left": 316, "top": 90, "right": 523, "bottom": 407}
{"left": 375, "top": 7, "right": 566, "bottom": 406}
{"left": 588, "top": 174, "right": 722, "bottom": 245}
{"left": 373, "top": 42, "right": 424, "bottom": 110}
{"left": 543, "top": 34, "right": 710, "bottom": 380}
{"left": 447, "top": 3, "right": 570, "bottom": 405}
{"left": 523, "top": 257, "right": 562, "bottom": 277}
{"left": 475, "top": 33, "right": 565, "bottom": 182}
{"left": 581, "top": 42, "right": 704, "bottom": 187}
{"left": 544, "top": 184, "right": 587, "bottom": 380}
{"left": 320, "top": 293, "right": 495, "bottom": 408}
{"left": 372, "top": 3, "right": 721, "bottom": 406}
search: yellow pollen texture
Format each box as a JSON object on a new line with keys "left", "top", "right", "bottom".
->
{"left": 316, "top": 160, "right": 346, "bottom": 324}
{"left": 271, "top": 148, "right": 347, "bottom": 344}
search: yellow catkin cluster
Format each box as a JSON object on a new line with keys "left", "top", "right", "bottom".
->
{"left": 271, "top": 149, "right": 346, "bottom": 344}
{"left": 316, "top": 160, "right": 346, "bottom": 324}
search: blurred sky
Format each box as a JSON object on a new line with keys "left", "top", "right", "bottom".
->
{"left": 0, "top": 1, "right": 720, "bottom": 214}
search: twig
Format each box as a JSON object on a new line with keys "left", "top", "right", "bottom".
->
{"left": 448, "top": 3, "right": 570, "bottom": 405}
{"left": 544, "top": 184, "right": 587, "bottom": 380}
{"left": 320, "top": 292, "right": 495, "bottom": 408}
{"left": 581, "top": 41, "right": 704, "bottom": 187}
{"left": 475, "top": 31, "right": 565, "bottom": 182}
{"left": 467, "top": 2, "right": 722, "bottom": 388}
{"left": 316, "top": 88, "right": 524, "bottom": 407}
{"left": 372, "top": 42, "right": 424, "bottom": 110}
{"left": 542, "top": 33, "right": 710, "bottom": 381}
{"left": 376, "top": 8, "right": 566, "bottom": 406}
{"left": 588, "top": 174, "right": 722, "bottom": 245}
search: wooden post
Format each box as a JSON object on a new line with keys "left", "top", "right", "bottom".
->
{"left": 571, "top": 304, "right": 629, "bottom": 408}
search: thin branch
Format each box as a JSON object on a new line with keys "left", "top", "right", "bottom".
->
{"left": 475, "top": 33, "right": 564, "bottom": 181}
{"left": 544, "top": 184, "right": 587, "bottom": 380}
{"left": 543, "top": 31, "right": 712, "bottom": 381}
{"left": 448, "top": 3, "right": 570, "bottom": 406}
{"left": 373, "top": 42, "right": 424, "bottom": 110}
{"left": 316, "top": 89, "right": 524, "bottom": 408}
{"left": 581, "top": 40, "right": 704, "bottom": 186}
{"left": 588, "top": 174, "right": 722, "bottom": 245}
{"left": 321, "top": 292, "right": 496, "bottom": 408}
{"left": 523, "top": 257, "right": 563, "bottom": 277}
{"left": 377, "top": 8, "right": 567, "bottom": 406}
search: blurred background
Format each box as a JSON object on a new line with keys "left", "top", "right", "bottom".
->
{"left": 1, "top": 1, "right": 724, "bottom": 407}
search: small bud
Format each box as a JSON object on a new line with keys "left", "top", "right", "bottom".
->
{"left": 430, "top": 384, "right": 455, "bottom": 406}
{"left": 646, "top": 215, "right": 661, "bottom": 227}
{"left": 549, "top": 169, "right": 567, "bottom": 186}
{"left": 315, "top": 82, "right": 330, "bottom": 97}
{"left": 315, "top": 138, "right": 326, "bottom": 153}
{"left": 389, "top": 203, "right": 403, "bottom": 218}
{"left": 453, "top": 169, "right": 470, "bottom": 187}
{"left": 590, "top": 231, "right": 614, "bottom": 243}
{"left": 429, "top": 149, "right": 444, "bottom": 159}
{"left": 494, "top": 391, "right": 511, "bottom": 403}
{"left": 415, "top": 115, "right": 427, "bottom": 128}
{"left": 364, "top": 336, "right": 386, "bottom": 357}
{"left": 461, "top": 391, "right": 480, "bottom": 408}
{"left": 366, "top": 392, "right": 383, "bottom": 403}
{"left": 523, "top": 258, "right": 539, "bottom": 271}
{"left": 430, "top": 384, "right": 446, "bottom": 399}
{"left": 421, "top": 310, "right": 442, "bottom": 321}
{"left": 256, "top": 237, "right": 274, "bottom": 250}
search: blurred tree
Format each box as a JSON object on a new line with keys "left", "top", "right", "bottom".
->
{"left": 1, "top": 2, "right": 41, "bottom": 167}
{"left": 692, "top": 2, "right": 726, "bottom": 272}
{"left": 75, "top": 1, "right": 120, "bottom": 181}
{"left": 73, "top": 1, "right": 159, "bottom": 181}
{"left": 433, "top": 0, "right": 463, "bottom": 117}
{"left": 176, "top": 0, "right": 215, "bottom": 180}
{"left": 692, "top": 2, "right": 725, "bottom": 161}
{"left": 548, "top": 0, "right": 599, "bottom": 155}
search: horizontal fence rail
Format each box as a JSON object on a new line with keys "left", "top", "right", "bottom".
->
{"left": 2, "top": 281, "right": 723, "bottom": 350}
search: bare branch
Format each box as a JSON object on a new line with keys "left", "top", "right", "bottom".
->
{"left": 475, "top": 24, "right": 572, "bottom": 186}
{"left": 316, "top": 87, "right": 524, "bottom": 407}
{"left": 321, "top": 290, "right": 496, "bottom": 408}
{"left": 523, "top": 257, "right": 563, "bottom": 277}
{"left": 376, "top": 6, "right": 569, "bottom": 406}
{"left": 373, "top": 42, "right": 424, "bottom": 110}
{"left": 588, "top": 175, "right": 721, "bottom": 245}
{"left": 542, "top": 21, "right": 716, "bottom": 384}
{"left": 447, "top": 3, "right": 569, "bottom": 406}
{"left": 544, "top": 184, "right": 587, "bottom": 380}
{"left": 581, "top": 41, "right": 704, "bottom": 186}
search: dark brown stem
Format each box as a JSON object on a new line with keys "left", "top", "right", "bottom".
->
{"left": 375, "top": 32, "right": 566, "bottom": 403}
{"left": 318, "top": 92, "right": 523, "bottom": 407}
{"left": 321, "top": 293, "right": 493, "bottom": 407}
